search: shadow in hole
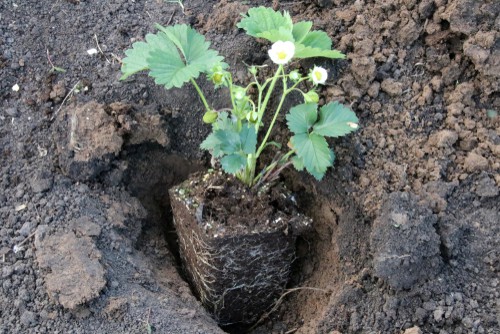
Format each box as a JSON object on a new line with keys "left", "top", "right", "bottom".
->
{"left": 122, "top": 143, "right": 203, "bottom": 272}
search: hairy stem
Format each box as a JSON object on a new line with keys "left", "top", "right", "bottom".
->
{"left": 190, "top": 78, "right": 211, "bottom": 112}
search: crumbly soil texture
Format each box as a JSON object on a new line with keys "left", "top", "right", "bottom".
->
{"left": 1, "top": 0, "right": 498, "bottom": 334}
{"left": 169, "top": 172, "right": 310, "bottom": 326}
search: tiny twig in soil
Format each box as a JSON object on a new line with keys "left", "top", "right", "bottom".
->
{"left": 250, "top": 287, "right": 328, "bottom": 331}
{"left": 166, "top": 10, "right": 176, "bottom": 25}
{"left": 94, "top": 34, "right": 111, "bottom": 63}
{"left": 51, "top": 80, "right": 80, "bottom": 121}
{"left": 13, "top": 231, "right": 36, "bottom": 253}
{"left": 46, "top": 49, "right": 66, "bottom": 73}
{"left": 140, "top": 308, "right": 153, "bottom": 333}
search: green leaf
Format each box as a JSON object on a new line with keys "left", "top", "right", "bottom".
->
{"left": 237, "top": 6, "right": 293, "bottom": 38}
{"left": 239, "top": 124, "right": 257, "bottom": 154}
{"left": 215, "top": 129, "right": 240, "bottom": 154}
{"left": 313, "top": 101, "right": 359, "bottom": 137}
{"left": 291, "top": 155, "right": 304, "bottom": 171}
{"left": 214, "top": 112, "right": 235, "bottom": 131}
{"left": 286, "top": 103, "right": 318, "bottom": 134}
{"left": 294, "top": 45, "right": 345, "bottom": 59}
{"left": 51, "top": 66, "right": 66, "bottom": 73}
{"left": 237, "top": 7, "right": 345, "bottom": 60}
{"left": 121, "top": 33, "right": 175, "bottom": 80}
{"left": 121, "top": 24, "right": 226, "bottom": 88}
{"left": 301, "top": 31, "right": 332, "bottom": 50}
{"left": 221, "top": 154, "right": 246, "bottom": 174}
{"left": 200, "top": 133, "right": 224, "bottom": 157}
{"left": 257, "top": 27, "right": 294, "bottom": 43}
{"left": 148, "top": 25, "right": 225, "bottom": 89}
{"left": 291, "top": 133, "right": 333, "bottom": 180}
{"left": 292, "top": 21, "right": 313, "bottom": 43}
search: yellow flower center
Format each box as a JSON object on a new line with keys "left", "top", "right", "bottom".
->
{"left": 314, "top": 71, "right": 322, "bottom": 81}
{"left": 277, "top": 51, "right": 287, "bottom": 60}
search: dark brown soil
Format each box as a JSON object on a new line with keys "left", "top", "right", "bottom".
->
{"left": 0, "top": 0, "right": 498, "bottom": 333}
{"left": 169, "top": 172, "right": 310, "bottom": 326}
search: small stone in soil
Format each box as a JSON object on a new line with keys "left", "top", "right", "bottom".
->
{"left": 20, "top": 310, "right": 37, "bottom": 327}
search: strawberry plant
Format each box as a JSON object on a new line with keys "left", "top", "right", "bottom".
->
{"left": 121, "top": 6, "right": 359, "bottom": 186}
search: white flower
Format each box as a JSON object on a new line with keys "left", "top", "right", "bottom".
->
{"left": 12, "top": 84, "right": 20, "bottom": 92}
{"left": 347, "top": 122, "right": 359, "bottom": 129}
{"left": 310, "top": 66, "right": 328, "bottom": 85}
{"left": 268, "top": 41, "right": 295, "bottom": 65}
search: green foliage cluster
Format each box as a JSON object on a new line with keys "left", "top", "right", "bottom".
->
{"left": 121, "top": 6, "right": 359, "bottom": 186}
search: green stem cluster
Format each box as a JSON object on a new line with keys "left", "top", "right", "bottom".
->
{"left": 192, "top": 65, "right": 309, "bottom": 187}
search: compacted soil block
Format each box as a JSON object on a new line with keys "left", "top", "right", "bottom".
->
{"left": 169, "top": 171, "right": 311, "bottom": 325}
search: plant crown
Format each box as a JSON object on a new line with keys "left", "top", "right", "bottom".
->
{"left": 121, "top": 6, "right": 359, "bottom": 187}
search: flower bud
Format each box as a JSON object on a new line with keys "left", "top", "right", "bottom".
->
{"left": 233, "top": 86, "right": 246, "bottom": 100}
{"left": 249, "top": 66, "right": 258, "bottom": 75}
{"left": 203, "top": 110, "right": 218, "bottom": 124}
{"left": 304, "top": 90, "right": 319, "bottom": 103}
{"left": 246, "top": 110, "right": 259, "bottom": 123}
{"left": 289, "top": 70, "right": 301, "bottom": 82}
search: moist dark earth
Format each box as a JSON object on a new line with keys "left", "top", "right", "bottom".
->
{"left": 0, "top": 0, "right": 498, "bottom": 333}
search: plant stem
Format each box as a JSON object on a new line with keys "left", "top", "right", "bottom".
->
{"left": 256, "top": 66, "right": 288, "bottom": 158}
{"left": 190, "top": 78, "right": 211, "bottom": 112}
{"left": 257, "top": 65, "right": 283, "bottom": 129}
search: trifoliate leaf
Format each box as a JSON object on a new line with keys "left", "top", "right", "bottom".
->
{"left": 215, "top": 129, "right": 240, "bottom": 154}
{"left": 301, "top": 31, "right": 332, "bottom": 50}
{"left": 148, "top": 25, "right": 225, "bottom": 89}
{"left": 200, "top": 132, "right": 224, "bottom": 157}
{"left": 237, "top": 6, "right": 293, "bottom": 38}
{"left": 121, "top": 33, "right": 175, "bottom": 80}
{"left": 294, "top": 45, "right": 345, "bottom": 59}
{"left": 239, "top": 124, "right": 257, "bottom": 154}
{"left": 286, "top": 103, "right": 318, "bottom": 134}
{"left": 221, "top": 154, "right": 246, "bottom": 174}
{"left": 291, "top": 133, "right": 333, "bottom": 180}
{"left": 214, "top": 112, "right": 235, "bottom": 131}
{"left": 292, "top": 21, "right": 313, "bottom": 43}
{"left": 237, "top": 7, "right": 345, "bottom": 60}
{"left": 257, "top": 27, "right": 294, "bottom": 43}
{"left": 313, "top": 101, "right": 359, "bottom": 137}
{"left": 121, "top": 24, "right": 226, "bottom": 89}
{"left": 291, "top": 155, "right": 305, "bottom": 171}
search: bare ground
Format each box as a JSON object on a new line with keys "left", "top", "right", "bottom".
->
{"left": 0, "top": 0, "right": 498, "bottom": 333}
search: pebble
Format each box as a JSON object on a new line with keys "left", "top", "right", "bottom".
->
{"left": 464, "top": 152, "right": 489, "bottom": 172}
{"left": 423, "top": 300, "right": 437, "bottom": 311}
{"left": 18, "top": 221, "right": 33, "bottom": 237}
{"left": 20, "top": 310, "right": 37, "bottom": 327}
{"left": 2, "top": 266, "right": 14, "bottom": 278}
{"left": 31, "top": 176, "right": 53, "bottom": 193}
{"left": 434, "top": 307, "right": 445, "bottom": 321}
{"left": 5, "top": 107, "right": 18, "bottom": 117}
{"left": 469, "top": 299, "right": 479, "bottom": 309}
{"left": 404, "top": 326, "right": 423, "bottom": 334}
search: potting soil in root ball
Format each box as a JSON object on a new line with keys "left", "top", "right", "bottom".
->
{"left": 169, "top": 171, "right": 312, "bottom": 325}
